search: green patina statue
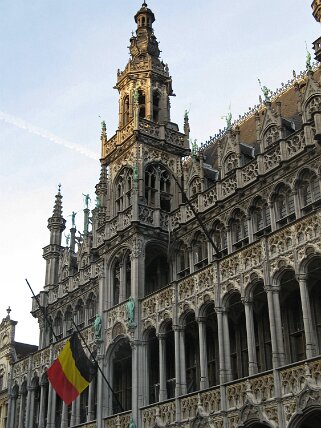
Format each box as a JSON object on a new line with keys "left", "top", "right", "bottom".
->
{"left": 133, "top": 164, "right": 139, "bottom": 183}
{"left": 133, "top": 88, "right": 139, "bottom": 105}
{"left": 126, "top": 297, "right": 135, "bottom": 326}
{"left": 71, "top": 211, "right": 77, "bottom": 228}
{"left": 83, "top": 193, "right": 91, "bottom": 209}
{"left": 128, "top": 417, "right": 136, "bottom": 428}
{"left": 192, "top": 139, "right": 198, "bottom": 155}
{"left": 258, "top": 78, "right": 271, "bottom": 102}
{"left": 95, "top": 196, "right": 101, "bottom": 208}
{"left": 94, "top": 314, "right": 102, "bottom": 340}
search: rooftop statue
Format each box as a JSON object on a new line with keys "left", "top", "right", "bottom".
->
{"left": 258, "top": 78, "right": 271, "bottom": 102}
{"left": 95, "top": 195, "right": 101, "bottom": 209}
{"left": 133, "top": 88, "right": 139, "bottom": 105}
{"left": 70, "top": 211, "right": 77, "bottom": 228}
{"left": 306, "top": 43, "right": 312, "bottom": 72}
{"left": 83, "top": 193, "right": 91, "bottom": 209}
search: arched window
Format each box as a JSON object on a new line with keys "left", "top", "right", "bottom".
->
{"left": 153, "top": 91, "right": 160, "bottom": 123}
{"left": 230, "top": 209, "right": 248, "bottom": 251}
{"left": 115, "top": 168, "right": 133, "bottom": 213}
{"left": 204, "top": 304, "right": 219, "bottom": 387}
{"left": 251, "top": 197, "right": 271, "bottom": 239}
{"left": 146, "top": 328, "right": 159, "bottom": 404}
{"left": 112, "top": 340, "right": 132, "bottom": 413}
{"left": 145, "top": 245, "right": 169, "bottom": 295}
{"left": 176, "top": 243, "right": 190, "bottom": 279}
{"left": 123, "top": 95, "right": 130, "bottom": 126}
{"left": 212, "top": 221, "right": 228, "bottom": 257}
{"left": 75, "top": 300, "right": 85, "bottom": 329}
{"left": 189, "top": 177, "right": 202, "bottom": 197}
{"left": 54, "top": 312, "right": 63, "bottom": 340}
{"left": 224, "top": 153, "right": 238, "bottom": 174}
{"left": 192, "top": 232, "right": 208, "bottom": 271}
{"left": 65, "top": 307, "right": 73, "bottom": 336}
{"left": 298, "top": 170, "right": 321, "bottom": 214}
{"left": 145, "top": 164, "right": 172, "bottom": 212}
{"left": 184, "top": 313, "right": 200, "bottom": 393}
{"left": 280, "top": 270, "right": 305, "bottom": 364}
{"left": 87, "top": 293, "right": 97, "bottom": 325}
{"left": 227, "top": 292, "right": 248, "bottom": 380}
{"left": 274, "top": 183, "right": 295, "bottom": 226}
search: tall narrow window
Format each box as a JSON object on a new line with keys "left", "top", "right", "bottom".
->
{"left": 115, "top": 168, "right": 133, "bottom": 213}
{"left": 145, "top": 164, "right": 172, "bottom": 212}
{"left": 212, "top": 221, "right": 228, "bottom": 257}
{"left": 298, "top": 170, "right": 321, "bottom": 214}
{"left": 138, "top": 90, "right": 146, "bottom": 119}
{"left": 192, "top": 232, "right": 208, "bottom": 271}
{"left": 177, "top": 243, "right": 190, "bottom": 279}
{"left": 153, "top": 91, "right": 160, "bottom": 123}
{"left": 251, "top": 197, "right": 271, "bottom": 239}
{"left": 274, "top": 183, "right": 295, "bottom": 227}
{"left": 123, "top": 95, "right": 130, "bottom": 126}
{"left": 230, "top": 209, "right": 248, "bottom": 251}
{"left": 75, "top": 300, "right": 85, "bottom": 329}
{"left": 113, "top": 261, "right": 120, "bottom": 306}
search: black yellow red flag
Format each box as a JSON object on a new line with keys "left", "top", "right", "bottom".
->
{"left": 47, "top": 332, "right": 97, "bottom": 405}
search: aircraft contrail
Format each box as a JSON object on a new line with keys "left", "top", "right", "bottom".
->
{"left": 0, "top": 110, "right": 99, "bottom": 160}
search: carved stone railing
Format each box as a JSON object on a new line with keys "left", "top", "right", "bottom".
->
{"left": 141, "top": 285, "right": 175, "bottom": 331}
{"left": 139, "top": 119, "right": 161, "bottom": 139}
{"left": 104, "top": 411, "right": 131, "bottom": 428}
{"left": 141, "top": 399, "right": 176, "bottom": 427}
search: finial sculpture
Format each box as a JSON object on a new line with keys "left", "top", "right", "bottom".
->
{"left": 65, "top": 233, "right": 70, "bottom": 246}
{"left": 258, "top": 79, "right": 271, "bottom": 102}
{"left": 184, "top": 109, "right": 189, "bottom": 121}
{"left": 70, "top": 211, "right": 77, "bottom": 228}
{"left": 94, "top": 314, "right": 102, "bottom": 341}
{"left": 83, "top": 193, "right": 91, "bottom": 209}
{"left": 58, "top": 183, "right": 62, "bottom": 193}
{"left": 6, "top": 306, "right": 11, "bottom": 319}
{"left": 306, "top": 42, "right": 312, "bottom": 73}
{"left": 191, "top": 139, "right": 198, "bottom": 156}
{"left": 221, "top": 107, "right": 232, "bottom": 130}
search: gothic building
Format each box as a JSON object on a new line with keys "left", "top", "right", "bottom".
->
{"left": 6, "top": 2, "right": 321, "bottom": 428}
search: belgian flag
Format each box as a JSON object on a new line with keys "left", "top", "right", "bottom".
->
{"left": 47, "top": 332, "right": 97, "bottom": 405}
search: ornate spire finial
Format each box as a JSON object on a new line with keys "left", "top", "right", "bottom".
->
{"left": 306, "top": 42, "right": 312, "bottom": 73}
{"left": 52, "top": 186, "right": 63, "bottom": 217}
{"left": 142, "top": 1, "right": 148, "bottom": 6}
{"left": 6, "top": 306, "right": 11, "bottom": 319}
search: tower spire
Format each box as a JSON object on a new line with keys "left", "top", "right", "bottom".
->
{"left": 43, "top": 185, "right": 66, "bottom": 288}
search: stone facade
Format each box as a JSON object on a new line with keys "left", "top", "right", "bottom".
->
{"left": 6, "top": 3, "right": 321, "bottom": 428}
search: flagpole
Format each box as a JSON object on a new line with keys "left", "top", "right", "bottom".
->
{"left": 25, "top": 279, "right": 124, "bottom": 413}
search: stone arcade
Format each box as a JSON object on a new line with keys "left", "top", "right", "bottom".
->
{"left": 6, "top": 2, "right": 321, "bottom": 428}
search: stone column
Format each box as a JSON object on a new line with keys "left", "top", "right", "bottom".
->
{"left": 96, "top": 350, "right": 104, "bottom": 428}
{"left": 27, "top": 387, "right": 36, "bottom": 428}
{"left": 226, "top": 226, "right": 232, "bottom": 254}
{"left": 46, "top": 386, "right": 56, "bottom": 428}
{"left": 38, "top": 382, "right": 47, "bottom": 428}
{"left": 179, "top": 327, "right": 187, "bottom": 395}
{"left": 222, "top": 309, "right": 232, "bottom": 381}
{"left": 7, "top": 394, "right": 16, "bottom": 428}
{"left": 216, "top": 308, "right": 226, "bottom": 384}
{"left": 18, "top": 391, "right": 27, "bottom": 428}
{"left": 158, "top": 333, "right": 167, "bottom": 401}
{"left": 87, "top": 380, "right": 95, "bottom": 422}
{"left": 197, "top": 317, "right": 209, "bottom": 389}
{"left": 61, "top": 402, "right": 68, "bottom": 428}
{"left": 272, "top": 286, "right": 285, "bottom": 366}
{"left": 70, "top": 398, "right": 77, "bottom": 426}
{"left": 264, "top": 286, "right": 280, "bottom": 368}
{"left": 173, "top": 325, "right": 182, "bottom": 397}
{"left": 298, "top": 274, "right": 317, "bottom": 358}
{"left": 243, "top": 298, "right": 258, "bottom": 375}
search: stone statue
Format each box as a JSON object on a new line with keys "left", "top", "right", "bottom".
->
{"left": 126, "top": 297, "right": 135, "bottom": 326}
{"left": 133, "top": 88, "right": 139, "bottom": 105}
{"left": 101, "top": 120, "right": 106, "bottom": 132}
{"left": 71, "top": 211, "right": 77, "bottom": 228}
{"left": 192, "top": 139, "right": 198, "bottom": 155}
{"left": 65, "top": 233, "right": 70, "bottom": 246}
{"left": 306, "top": 46, "right": 312, "bottom": 73}
{"left": 184, "top": 109, "right": 189, "bottom": 121}
{"left": 83, "top": 193, "right": 91, "bottom": 209}
{"left": 222, "top": 111, "right": 232, "bottom": 129}
{"left": 258, "top": 78, "right": 271, "bottom": 102}
{"left": 95, "top": 196, "right": 101, "bottom": 208}
{"left": 133, "top": 164, "right": 139, "bottom": 183}
{"left": 128, "top": 417, "right": 136, "bottom": 428}
{"left": 94, "top": 314, "right": 102, "bottom": 340}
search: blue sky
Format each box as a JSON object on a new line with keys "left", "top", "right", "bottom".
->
{"left": 0, "top": 1, "right": 319, "bottom": 344}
